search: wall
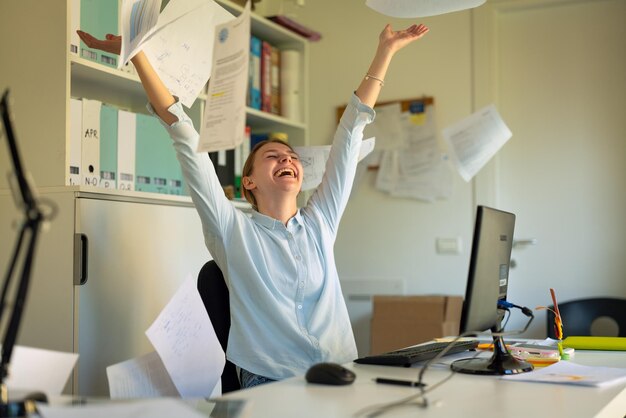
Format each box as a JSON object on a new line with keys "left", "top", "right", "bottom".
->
{"left": 267, "top": 1, "right": 477, "bottom": 299}
{"left": 264, "top": 0, "right": 626, "bottom": 344}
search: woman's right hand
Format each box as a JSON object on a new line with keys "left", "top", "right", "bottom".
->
{"left": 77, "top": 30, "right": 122, "bottom": 56}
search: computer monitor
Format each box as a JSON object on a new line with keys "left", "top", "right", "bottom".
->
{"left": 451, "top": 205, "right": 533, "bottom": 375}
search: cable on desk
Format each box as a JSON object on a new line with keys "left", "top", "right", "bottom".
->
{"left": 353, "top": 303, "right": 534, "bottom": 418}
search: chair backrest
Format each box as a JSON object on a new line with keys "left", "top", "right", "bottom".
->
{"left": 546, "top": 297, "right": 626, "bottom": 338}
{"left": 197, "top": 260, "right": 241, "bottom": 393}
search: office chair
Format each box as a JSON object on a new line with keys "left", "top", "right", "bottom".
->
{"left": 197, "top": 260, "right": 241, "bottom": 393}
{"left": 546, "top": 297, "right": 626, "bottom": 338}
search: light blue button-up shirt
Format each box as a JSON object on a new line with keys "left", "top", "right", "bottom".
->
{"left": 148, "top": 93, "right": 375, "bottom": 379}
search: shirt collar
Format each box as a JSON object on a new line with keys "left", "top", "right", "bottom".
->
{"left": 251, "top": 209, "right": 304, "bottom": 230}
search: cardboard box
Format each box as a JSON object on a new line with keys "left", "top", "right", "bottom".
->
{"left": 370, "top": 295, "right": 463, "bottom": 355}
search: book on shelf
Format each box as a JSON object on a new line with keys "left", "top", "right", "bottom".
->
{"left": 261, "top": 41, "right": 273, "bottom": 113}
{"left": 280, "top": 50, "right": 302, "bottom": 122}
{"left": 248, "top": 36, "right": 262, "bottom": 110}
{"left": 267, "top": 15, "right": 322, "bottom": 41}
{"left": 270, "top": 46, "right": 281, "bottom": 115}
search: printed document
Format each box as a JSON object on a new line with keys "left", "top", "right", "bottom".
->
{"left": 198, "top": 1, "right": 251, "bottom": 153}
{"left": 442, "top": 104, "right": 512, "bottom": 182}
{"left": 294, "top": 137, "right": 375, "bottom": 191}
{"left": 502, "top": 361, "right": 626, "bottom": 387}
{"left": 119, "top": 0, "right": 235, "bottom": 107}
{"left": 145, "top": 273, "right": 225, "bottom": 398}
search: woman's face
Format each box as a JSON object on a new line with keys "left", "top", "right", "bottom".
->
{"left": 243, "top": 142, "right": 303, "bottom": 198}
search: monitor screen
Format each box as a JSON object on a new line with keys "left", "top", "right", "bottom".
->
{"left": 459, "top": 205, "right": 514, "bottom": 334}
{"left": 452, "top": 205, "right": 532, "bottom": 375}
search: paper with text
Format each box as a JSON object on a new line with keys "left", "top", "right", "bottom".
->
{"left": 502, "top": 361, "right": 626, "bottom": 387}
{"left": 363, "top": 102, "right": 403, "bottom": 151}
{"left": 375, "top": 106, "right": 451, "bottom": 201}
{"left": 37, "top": 398, "right": 207, "bottom": 418}
{"left": 294, "top": 137, "right": 375, "bottom": 191}
{"left": 143, "top": 0, "right": 235, "bottom": 107}
{"left": 442, "top": 104, "right": 512, "bottom": 182}
{"left": 6, "top": 346, "right": 78, "bottom": 396}
{"left": 119, "top": 0, "right": 235, "bottom": 107}
{"left": 198, "top": 1, "right": 251, "bottom": 153}
{"left": 145, "top": 274, "right": 225, "bottom": 398}
{"left": 106, "top": 351, "right": 179, "bottom": 399}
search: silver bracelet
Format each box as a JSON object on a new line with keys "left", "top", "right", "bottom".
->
{"left": 365, "top": 73, "right": 385, "bottom": 87}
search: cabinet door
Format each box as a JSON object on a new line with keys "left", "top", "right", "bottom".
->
{"left": 75, "top": 197, "right": 209, "bottom": 396}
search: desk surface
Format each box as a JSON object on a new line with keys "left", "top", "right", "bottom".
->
{"left": 220, "top": 349, "right": 626, "bottom": 418}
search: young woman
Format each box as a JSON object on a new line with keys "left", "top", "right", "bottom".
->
{"left": 78, "top": 22, "right": 429, "bottom": 389}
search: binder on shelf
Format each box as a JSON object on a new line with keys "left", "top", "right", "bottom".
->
{"left": 280, "top": 50, "right": 301, "bottom": 122}
{"left": 99, "top": 104, "right": 118, "bottom": 189}
{"left": 81, "top": 98, "right": 101, "bottom": 187}
{"left": 160, "top": 126, "right": 183, "bottom": 195}
{"left": 261, "top": 40, "right": 272, "bottom": 113}
{"left": 270, "top": 46, "right": 281, "bottom": 115}
{"left": 248, "top": 36, "right": 262, "bottom": 110}
{"left": 69, "top": 98, "right": 82, "bottom": 185}
{"left": 209, "top": 149, "right": 235, "bottom": 190}
{"left": 250, "top": 132, "right": 269, "bottom": 149}
{"left": 135, "top": 113, "right": 180, "bottom": 195}
{"left": 168, "top": 162, "right": 185, "bottom": 196}
{"left": 79, "top": 0, "right": 119, "bottom": 68}
{"left": 135, "top": 113, "right": 161, "bottom": 194}
{"left": 117, "top": 109, "right": 136, "bottom": 191}
{"left": 70, "top": 0, "right": 81, "bottom": 55}
{"left": 234, "top": 126, "right": 251, "bottom": 199}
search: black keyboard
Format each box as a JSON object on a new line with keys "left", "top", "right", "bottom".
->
{"left": 354, "top": 340, "right": 479, "bottom": 367}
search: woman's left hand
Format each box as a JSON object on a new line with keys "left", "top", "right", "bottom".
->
{"left": 378, "top": 23, "right": 429, "bottom": 56}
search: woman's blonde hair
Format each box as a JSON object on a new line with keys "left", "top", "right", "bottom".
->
{"left": 241, "top": 138, "right": 297, "bottom": 211}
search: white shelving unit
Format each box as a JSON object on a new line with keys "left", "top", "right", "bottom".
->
{"left": 0, "top": 0, "right": 308, "bottom": 396}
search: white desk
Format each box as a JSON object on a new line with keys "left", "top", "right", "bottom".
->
{"left": 220, "top": 349, "right": 626, "bottom": 418}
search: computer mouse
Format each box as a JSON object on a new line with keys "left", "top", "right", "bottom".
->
{"left": 305, "top": 362, "right": 356, "bottom": 385}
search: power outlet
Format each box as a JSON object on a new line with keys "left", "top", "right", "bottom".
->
{"left": 436, "top": 237, "right": 462, "bottom": 254}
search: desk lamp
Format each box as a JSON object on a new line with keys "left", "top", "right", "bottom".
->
{"left": 0, "top": 90, "right": 50, "bottom": 417}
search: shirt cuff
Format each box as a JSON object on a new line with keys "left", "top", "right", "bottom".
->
{"left": 340, "top": 92, "right": 376, "bottom": 129}
{"left": 145, "top": 98, "right": 195, "bottom": 137}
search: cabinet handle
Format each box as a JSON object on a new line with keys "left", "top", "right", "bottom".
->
{"left": 74, "top": 234, "right": 88, "bottom": 285}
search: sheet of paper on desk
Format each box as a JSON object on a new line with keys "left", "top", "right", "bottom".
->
{"left": 294, "top": 137, "right": 375, "bottom": 191}
{"left": 6, "top": 345, "right": 78, "bottom": 396}
{"left": 442, "top": 104, "right": 512, "bottom": 182}
{"left": 502, "top": 361, "right": 626, "bottom": 387}
{"left": 37, "top": 398, "right": 207, "bottom": 418}
{"left": 146, "top": 273, "right": 225, "bottom": 398}
{"left": 106, "top": 351, "right": 179, "bottom": 399}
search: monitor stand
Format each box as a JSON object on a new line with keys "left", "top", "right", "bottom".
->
{"left": 450, "top": 334, "right": 533, "bottom": 375}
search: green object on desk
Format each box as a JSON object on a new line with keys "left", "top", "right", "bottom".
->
{"left": 563, "top": 336, "right": 626, "bottom": 351}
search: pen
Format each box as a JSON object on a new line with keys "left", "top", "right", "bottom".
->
{"left": 374, "top": 378, "right": 425, "bottom": 387}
